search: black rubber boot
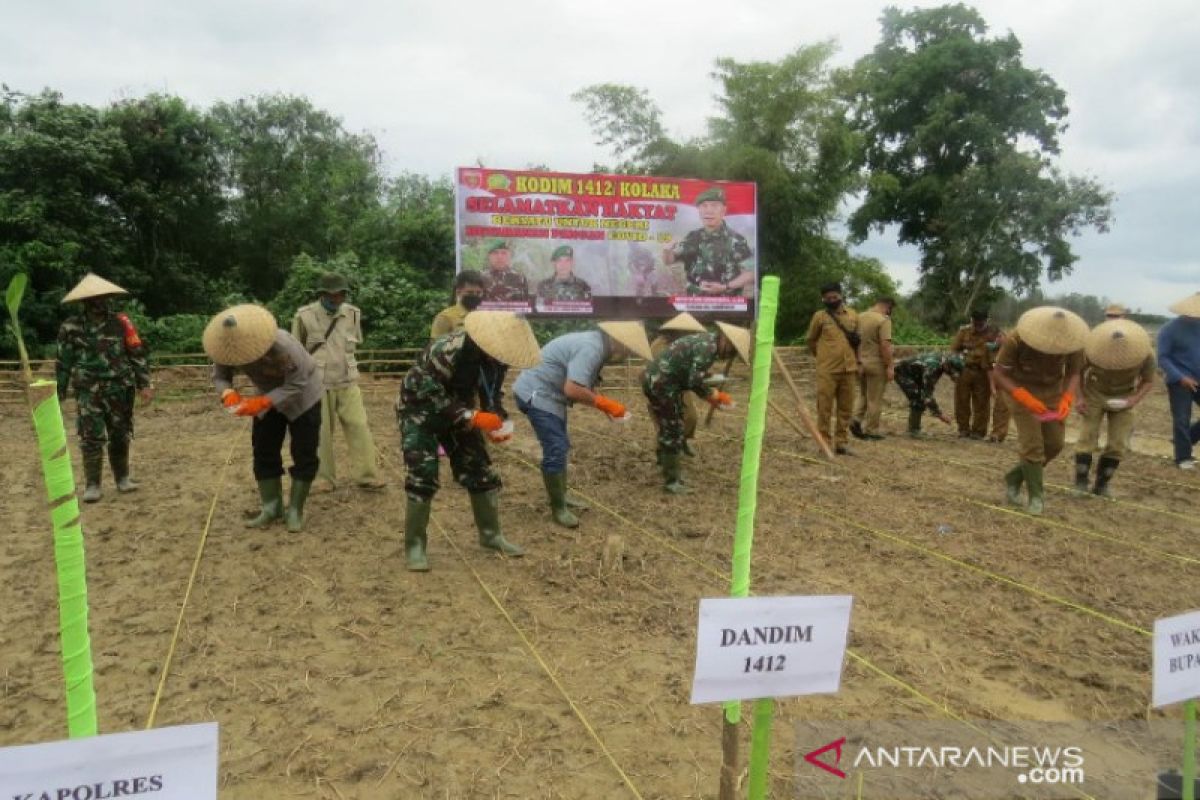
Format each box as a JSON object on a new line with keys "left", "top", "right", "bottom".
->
{"left": 1093, "top": 456, "right": 1119, "bottom": 499}
{"left": 542, "top": 472, "right": 579, "bottom": 528}
{"left": 1074, "top": 453, "right": 1092, "bottom": 494}
{"left": 1004, "top": 465, "right": 1025, "bottom": 508}
{"left": 109, "top": 439, "right": 138, "bottom": 493}
{"left": 82, "top": 449, "right": 104, "bottom": 503}
{"left": 849, "top": 419, "right": 866, "bottom": 440}
{"left": 285, "top": 479, "right": 312, "bottom": 532}
{"left": 404, "top": 496, "right": 432, "bottom": 571}
{"left": 907, "top": 408, "right": 924, "bottom": 439}
{"left": 470, "top": 490, "right": 524, "bottom": 557}
{"left": 246, "top": 477, "right": 284, "bottom": 528}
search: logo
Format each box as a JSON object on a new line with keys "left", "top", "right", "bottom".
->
{"left": 803, "top": 737, "right": 847, "bottom": 779}
{"left": 486, "top": 173, "right": 512, "bottom": 191}
{"left": 461, "top": 170, "right": 483, "bottom": 189}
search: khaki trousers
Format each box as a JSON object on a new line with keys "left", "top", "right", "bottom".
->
{"left": 990, "top": 393, "right": 1010, "bottom": 441}
{"left": 955, "top": 366, "right": 992, "bottom": 436}
{"left": 1007, "top": 394, "right": 1066, "bottom": 465}
{"left": 817, "top": 370, "right": 857, "bottom": 448}
{"left": 317, "top": 384, "right": 381, "bottom": 486}
{"left": 1076, "top": 394, "right": 1136, "bottom": 460}
{"left": 853, "top": 364, "right": 887, "bottom": 434}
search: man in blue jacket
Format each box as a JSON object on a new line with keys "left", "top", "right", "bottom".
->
{"left": 1158, "top": 292, "right": 1200, "bottom": 469}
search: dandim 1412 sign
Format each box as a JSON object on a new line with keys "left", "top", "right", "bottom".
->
{"left": 690, "top": 596, "right": 853, "bottom": 705}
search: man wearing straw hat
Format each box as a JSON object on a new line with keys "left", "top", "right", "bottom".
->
{"left": 649, "top": 312, "right": 708, "bottom": 455}
{"left": 991, "top": 306, "right": 1088, "bottom": 514}
{"left": 205, "top": 304, "right": 323, "bottom": 532}
{"left": 642, "top": 322, "right": 749, "bottom": 493}
{"left": 55, "top": 273, "right": 154, "bottom": 502}
{"left": 292, "top": 273, "right": 386, "bottom": 493}
{"left": 1158, "top": 291, "right": 1200, "bottom": 470}
{"left": 513, "top": 321, "right": 653, "bottom": 528}
{"left": 396, "top": 311, "right": 540, "bottom": 571}
{"left": 1072, "top": 319, "right": 1155, "bottom": 496}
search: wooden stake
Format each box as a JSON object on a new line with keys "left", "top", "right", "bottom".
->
{"left": 719, "top": 716, "right": 739, "bottom": 800}
{"left": 771, "top": 350, "right": 835, "bottom": 460}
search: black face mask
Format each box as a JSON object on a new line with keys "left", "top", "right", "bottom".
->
{"left": 823, "top": 299, "right": 842, "bottom": 312}
{"left": 461, "top": 294, "right": 483, "bottom": 311}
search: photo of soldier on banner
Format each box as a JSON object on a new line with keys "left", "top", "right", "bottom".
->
{"left": 455, "top": 167, "right": 758, "bottom": 319}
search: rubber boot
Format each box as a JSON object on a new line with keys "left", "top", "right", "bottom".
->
{"left": 470, "top": 490, "right": 524, "bottom": 557}
{"left": 563, "top": 469, "right": 589, "bottom": 511}
{"left": 109, "top": 439, "right": 138, "bottom": 493}
{"left": 1093, "top": 456, "right": 1119, "bottom": 499}
{"left": 681, "top": 439, "right": 696, "bottom": 458}
{"left": 1004, "top": 465, "right": 1025, "bottom": 508}
{"left": 285, "top": 479, "right": 312, "bottom": 532}
{"left": 849, "top": 419, "right": 866, "bottom": 440}
{"left": 1022, "top": 462, "right": 1045, "bottom": 516}
{"left": 1073, "top": 453, "right": 1092, "bottom": 494}
{"left": 661, "top": 452, "right": 689, "bottom": 494}
{"left": 906, "top": 408, "right": 924, "bottom": 439}
{"left": 542, "top": 472, "right": 579, "bottom": 529}
{"left": 82, "top": 449, "right": 103, "bottom": 503}
{"left": 246, "top": 477, "right": 284, "bottom": 528}
{"left": 403, "top": 497, "right": 431, "bottom": 572}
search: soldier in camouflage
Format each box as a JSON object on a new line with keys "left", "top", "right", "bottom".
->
{"left": 663, "top": 187, "right": 754, "bottom": 296}
{"left": 481, "top": 240, "right": 530, "bottom": 303}
{"left": 395, "top": 311, "right": 540, "bottom": 571}
{"left": 894, "top": 352, "right": 963, "bottom": 438}
{"left": 641, "top": 322, "right": 748, "bottom": 492}
{"left": 536, "top": 245, "right": 593, "bottom": 302}
{"left": 55, "top": 274, "right": 154, "bottom": 502}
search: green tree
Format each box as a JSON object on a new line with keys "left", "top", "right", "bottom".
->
{"left": 846, "top": 4, "right": 1113, "bottom": 330}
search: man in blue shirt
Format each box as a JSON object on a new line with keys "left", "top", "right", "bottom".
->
{"left": 1158, "top": 292, "right": 1200, "bottom": 469}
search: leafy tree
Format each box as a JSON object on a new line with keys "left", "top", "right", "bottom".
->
{"left": 846, "top": 4, "right": 1113, "bottom": 329}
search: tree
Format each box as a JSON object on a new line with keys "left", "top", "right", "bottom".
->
{"left": 846, "top": 4, "right": 1113, "bottom": 329}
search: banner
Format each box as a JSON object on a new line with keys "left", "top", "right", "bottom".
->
{"left": 455, "top": 167, "right": 758, "bottom": 319}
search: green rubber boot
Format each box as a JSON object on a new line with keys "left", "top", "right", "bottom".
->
{"left": 404, "top": 497, "right": 431, "bottom": 572}
{"left": 661, "top": 452, "right": 689, "bottom": 495}
{"left": 470, "top": 490, "right": 524, "bottom": 557}
{"left": 1003, "top": 465, "right": 1025, "bottom": 508}
{"left": 82, "top": 449, "right": 104, "bottom": 503}
{"left": 246, "top": 477, "right": 284, "bottom": 528}
{"left": 1073, "top": 453, "right": 1092, "bottom": 494}
{"left": 109, "top": 439, "right": 138, "bottom": 493}
{"left": 563, "top": 469, "right": 589, "bottom": 511}
{"left": 1022, "top": 462, "right": 1045, "bottom": 516}
{"left": 542, "top": 471, "right": 579, "bottom": 529}
{"left": 906, "top": 408, "right": 923, "bottom": 439}
{"left": 285, "top": 479, "right": 312, "bottom": 532}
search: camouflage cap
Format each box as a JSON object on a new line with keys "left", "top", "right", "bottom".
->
{"left": 488, "top": 240, "right": 511, "bottom": 254}
{"left": 317, "top": 273, "right": 349, "bottom": 294}
{"left": 695, "top": 187, "right": 726, "bottom": 205}
{"left": 551, "top": 245, "right": 574, "bottom": 261}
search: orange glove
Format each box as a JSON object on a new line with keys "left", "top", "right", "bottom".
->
{"left": 593, "top": 395, "right": 626, "bottom": 418}
{"left": 470, "top": 411, "right": 504, "bottom": 432}
{"left": 115, "top": 312, "right": 143, "bottom": 348}
{"left": 707, "top": 389, "right": 734, "bottom": 409}
{"left": 221, "top": 388, "right": 242, "bottom": 408}
{"left": 1055, "top": 391, "right": 1074, "bottom": 420}
{"left": 1011, "top": 387, "right": 1048, "bottom": 416}
{"left": 234, "top": 396, "right": 273, "bottom": 417}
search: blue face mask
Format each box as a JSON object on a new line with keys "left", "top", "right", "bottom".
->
{"left": 320, "top": 297, "right": 341, "bottom": 314}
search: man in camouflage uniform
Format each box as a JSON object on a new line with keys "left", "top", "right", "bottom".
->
{"left": 950, "top": 309, "right": 1003, "bottom": 439}
{"left": 641, "top": 322, "right": 747, "bottom": 492}
{"left": 55, "top": 274, "right": 154, "bottom": 502}
{"left": 396, "top": 311, "right": 538, "bottom": 571}
{"left": 648, "top": 313, "right": 707, "bottom": 455}
{"left": 894, "top": 352, "right": 963, "bottom": 437}
{"left": 536, "top": 245, "right": 593, "bottom": 302}
{"left": 481, "top": 240, "right": 530, "bottom": 303}
{"left": 663, "top": 187, "right": 754, "bottom": 296}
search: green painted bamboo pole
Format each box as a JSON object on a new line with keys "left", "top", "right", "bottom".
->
{"left": 1185, "top": 699, "right": 1196, "bottom": 800}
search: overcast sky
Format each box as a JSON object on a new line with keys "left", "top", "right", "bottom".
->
{"left": 4, "top": 0, "right": 1197, "bottom": 314}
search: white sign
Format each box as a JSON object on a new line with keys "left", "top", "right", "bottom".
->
{"left": 1153, "top": 609, "right": 1200, "bottom": 708}
{"left": 690, "top": 595, "right": 853, "bottom": 705}
{"left": 0, "top": 722, "right": 218, "bottom": 799}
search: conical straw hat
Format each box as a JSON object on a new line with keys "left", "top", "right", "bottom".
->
{"left": 464, "top": 311, "right": 542, "bottom": 369}
{"left": 1015, "top": 306, "right": 1088, "bottom": 355}
{"left": 61, "top": 273, "right": 128, "bottom": 303}
{"left": 715, "top": 321, "right": 752, "bottom": 364}
{"left": 598, "top": 321, "right": 652, "bottom": 361}
{"left": 1168, "top": 292, "right": 1200, "bottom": 318}
{"left": 1084, "top": 319, "right": 1152, "bottom": 371}
{"left": 660, "top": 312, "right": 706, "bottom": 333}
{"left": 202, "top": 304, "right": 278, "bottom": 366}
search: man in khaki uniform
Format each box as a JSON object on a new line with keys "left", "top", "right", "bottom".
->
{"left": 850, "top": 297, "right": 895, "bottom": 440}
{"left": 292, "top": 273, "right": 385, "bottom": 492}
{"left": 431, "top": 270, "right": 485, "bottom": 337}
{"left": 1073, "top": 320, "right": 1155, "bottom": 497}
{"left": 951, "top": 309, "right": 1003, "bottom": 439}
{"left": 806, "top": 282, "right": 859, "bottom": 455}
{"left": 986, "top": 330, "right": 1011, "bottom": 443}
{"left": 992, "top": 307, "right": 1088, "bottom": 515}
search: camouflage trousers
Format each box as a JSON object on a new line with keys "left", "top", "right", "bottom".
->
{"left": 642, "top": 378, "right": 687, "bottom": 456}
{"left": 399, "top": 414, "right": 501, "bottom": 501}
{"left": 75, "top": 383, "right": 135, "bottom": 456}
{"left": 894, "top": 370, "right": 927, "bottom": 413}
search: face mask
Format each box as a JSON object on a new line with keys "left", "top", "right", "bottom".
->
{"left": 320, "top": 297, "right": 341, "bottom": 314}
{"left": 461, "top": 294, "right": 483, "bottom": 311}
{"left": 823, "top": 299, "right": 842, "bottom": 312}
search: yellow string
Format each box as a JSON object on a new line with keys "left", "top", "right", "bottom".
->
{"left": 429, "top": 514, "right": 646, "bottom": 800}
{"left": 145, "top": 431, "right": 241, "bottom": 729}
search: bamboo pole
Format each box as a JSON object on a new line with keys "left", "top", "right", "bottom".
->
{"left": 771, "top": 349, "right": 835, "bottom": 460}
